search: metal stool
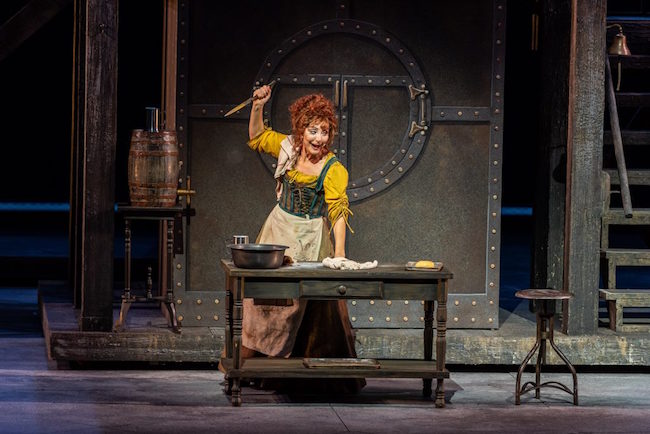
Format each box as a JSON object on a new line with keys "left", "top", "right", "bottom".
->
{"left": 515, "top": 289, "right": 578, "bottom": 405}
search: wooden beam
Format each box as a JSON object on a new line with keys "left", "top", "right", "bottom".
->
{"left": 563, "top": 0, "right": 606, "bottom": 334}
{"left": 158, "top": 0, "right": 178, "bottom": 309}
{"left": 74, "top": 0, "right": 119, "bottom": 331}
{"left": 0, "top": 0, "right": 72, "bottom": 63}
{"left": 162, "top": 0, "right": 178, "bottom": 130}
{"left": 69, "top": 0, "right": 86, "bottom": 309}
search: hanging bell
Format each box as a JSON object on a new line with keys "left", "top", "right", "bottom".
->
{"left": 608, "top": 30, "right": 631, "bottom": 56}
{"left": 607, "top": 25, "right": 632, "bottom": 91}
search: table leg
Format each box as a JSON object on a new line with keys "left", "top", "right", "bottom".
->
{"left": 422, "top": 299, "right": 434, "bottom": 398}
{"left": 164, "top": 302, "right": 180, "bottom": 334}
{"left": 224, "top": 276, "right": 234, "bottom": 395}
{"left": 114, "top": 299, "right": 132, "bottom": 331}
{"left": 231, "top": 277, "right": 243, "bottom": 406}
{"left": 125, "top": 220, "right": 132, "bottom": 299}
{"left": 166, "top": 220, "right": 181, "bottom": 333}
{"left": 114, "top": 220, "right": 133, "bottom": 332}
{"left": 435, "top": 279, "right": 448, "bottom": 408}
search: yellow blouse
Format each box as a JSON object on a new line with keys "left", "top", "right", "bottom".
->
{"left": 248, "top": 128, "right": 352, "bottom": 230}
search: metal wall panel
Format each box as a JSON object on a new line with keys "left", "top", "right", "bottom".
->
{"left": 173, "top": 0, "right": 505, "bottom": 329}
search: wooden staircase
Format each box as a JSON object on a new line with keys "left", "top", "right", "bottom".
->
{"left": 599, "top": 20, "right": 650, "bottom": 332}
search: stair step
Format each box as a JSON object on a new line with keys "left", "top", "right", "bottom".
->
{"left": 602, "top": 208, "right": 650, "bottom": 225}
{"left": 600, "top": 288, "right": 650, "bottom": 301}
{"left": 605, "top": 169, "right": 650, "bottom": 186}
{"left": 599, "top": 288, "right": 650, "bottom": 332}
{"left": 609, "top": 93, "right": 650, "bottom": 108}
{"left": 601, "top": 248, "right": 650, "bottom": 262}
{"left": 603, "top": 130, "right": 650, "bottom": 146}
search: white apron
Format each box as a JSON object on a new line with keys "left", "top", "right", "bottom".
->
{"left": 242, "top": 204, "right": 331, "bottom": 357}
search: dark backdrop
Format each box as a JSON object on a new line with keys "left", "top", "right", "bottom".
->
{"left": 1, "top": 1, "right": 538, "bottom": 209}
{"left": 0, "top": 1, "right": 162, "bottom": 205}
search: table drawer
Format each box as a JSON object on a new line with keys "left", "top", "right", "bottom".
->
{"left": 300, "top": 280, "right": 383, "bottom": 298}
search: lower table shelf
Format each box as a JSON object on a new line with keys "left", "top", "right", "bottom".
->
{"left": 220, "top": 358, "right": 450, "bottom": 379}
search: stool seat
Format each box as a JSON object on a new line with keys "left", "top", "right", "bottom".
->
{"left": 515, "top": 288, "right": 578, "bottom": 405}
{"left": 515, "top": 289, "right": 573, "bottom": 300}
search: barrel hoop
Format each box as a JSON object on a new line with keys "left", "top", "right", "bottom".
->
{"left": 130, "top": 194, "right": 176, "bottom": 198}
{"left": 129, "top": 150, "right": 179, "bottom": 157}
{"left": 130, "top": 182, "right": 177, "bottom": 187}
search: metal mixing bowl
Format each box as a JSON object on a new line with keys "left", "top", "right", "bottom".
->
{"left": 228, "top": 243, "right": 289, "bottom": 269}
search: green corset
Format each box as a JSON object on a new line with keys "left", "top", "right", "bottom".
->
{"left": 278, "top": 157, "right": 338, "bottom": 219}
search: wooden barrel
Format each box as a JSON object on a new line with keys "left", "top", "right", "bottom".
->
{"left": 128, "top": 129, "right": 179, "bottom": 207}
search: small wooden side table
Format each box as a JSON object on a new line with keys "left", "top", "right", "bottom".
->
{"left": 113, "top": 205, "right": 194, "bottom": 333}
{"left": 514, "top": 289, "right": 578, "bottom": 405}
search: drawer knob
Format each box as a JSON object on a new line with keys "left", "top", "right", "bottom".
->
{"left": 337, "top": 285, "right": 347, "bottom": 295}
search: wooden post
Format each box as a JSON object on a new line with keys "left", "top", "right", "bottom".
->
{"left": 533, "top": 0, "right": 571, "bottom": 292}
{"left": 162, "top": 0, "right": 177, "bottom": 131}
{"left": 69, "top": 0, "right": 86, "bottom": 309}
{"left": 71, "top": 0, "right": 119, "bottom": 331}
{"left": 159, "top": 0, "right": 178, "bottom": 307}
{"left": 563, "top": 0, "right": 605, "bottom": 334}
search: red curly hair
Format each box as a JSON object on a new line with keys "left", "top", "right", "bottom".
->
{"left": 289, "top": 94, "right": 338, "bottom": 158}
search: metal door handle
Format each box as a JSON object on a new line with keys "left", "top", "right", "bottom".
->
{"left": 334, "top": 80, "right": 340, "bottom": 107}
{"left": 342, "top": 80, "right": 348, "bottom": 109}
{"left": 337, "top": 285, "right": 347, "bottom": 295}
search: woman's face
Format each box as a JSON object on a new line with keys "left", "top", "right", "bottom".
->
{"left": 301, "top": 122, "right": 330, "bottom": 158}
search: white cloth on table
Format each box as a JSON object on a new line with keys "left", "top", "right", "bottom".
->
{"left": 322, "top": 257, "right": 378, "bottom": 270}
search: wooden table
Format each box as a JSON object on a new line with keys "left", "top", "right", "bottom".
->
{"left": 220, "top": 260, "right": 452, "bottom": 407}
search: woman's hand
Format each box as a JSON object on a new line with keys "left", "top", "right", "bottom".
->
{"left": 252, "top": 85, "right": 272, "bottom": 108}
{"left": 249, "top": 85, "right": 272, "bottom": 139}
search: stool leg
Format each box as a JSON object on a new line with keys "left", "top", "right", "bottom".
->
{"left": 535, "top": 314, "right": 546, "bottom": 399}
{"left": 548, "top": 333, "right": 579, "bottom": 405}
{"left": 516, "top": 333, "right": 541, "bottom": 405}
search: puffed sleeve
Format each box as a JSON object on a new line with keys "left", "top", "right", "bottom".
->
{"left": 323, "top": 161, "right": 354, "bottom": 233}
{"left": 247, "top": 128, "right": 287, "bottom": 158}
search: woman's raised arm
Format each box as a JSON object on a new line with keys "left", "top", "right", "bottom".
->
{"left": 249, "top": 85, "right": 272, "bottom": 140}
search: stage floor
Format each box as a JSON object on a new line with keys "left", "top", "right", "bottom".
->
{"left": 1, "top": 335, "right": 650, "bottom": 433}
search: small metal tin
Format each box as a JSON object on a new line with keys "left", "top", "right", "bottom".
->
{"left": 232, "top": 235, "right": 249, "bottom": 245}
